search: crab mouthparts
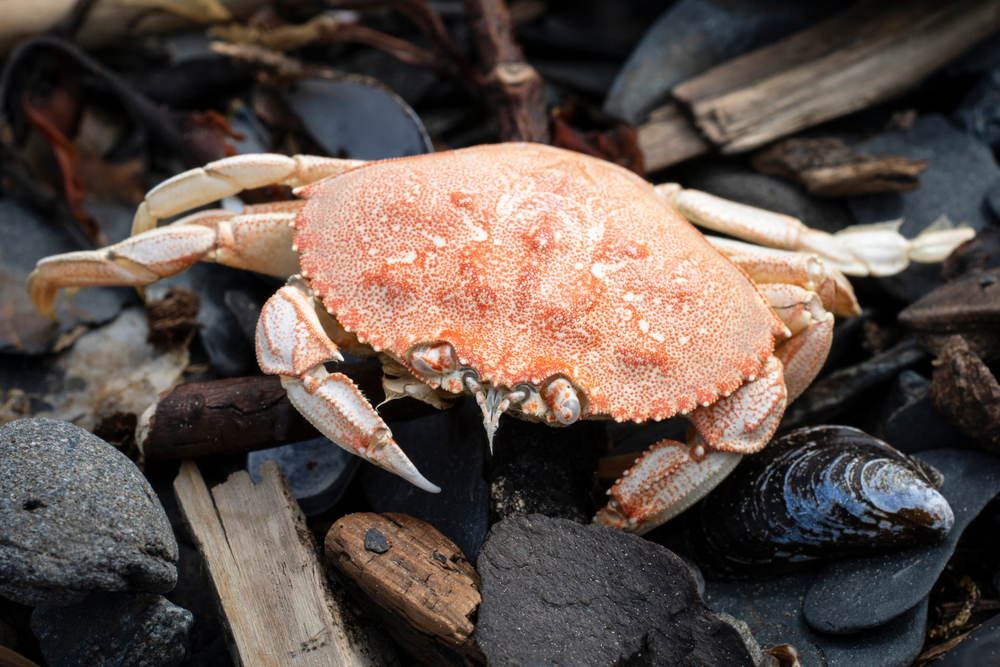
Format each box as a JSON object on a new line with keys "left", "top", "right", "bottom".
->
{"left": 464, "top": 376, "right": 526, "bottom": 452}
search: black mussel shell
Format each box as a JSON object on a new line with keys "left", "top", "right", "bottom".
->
{"left": 685, "top": 425, "right": 954, "bottom": 580}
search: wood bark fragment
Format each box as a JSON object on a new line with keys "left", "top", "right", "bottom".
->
{"left": 929, "top": 336, "right": 1000, "bottom": 452}
{"left": 325, "top": 513, "right": 486, "bottom": 667}
{"left": 751, "top": 138, "right": 928, "bottom": 197}
{"left": 671, "top": 0, "right": 1000, "bottom": 154}
{"left": 140, "top": 359, "right": 450, "bottom": 459}
{"left": 899, "top": 268, "right": 1000, "bottom": 363}
{"left": 173, "top": 460, "right": 398, "bottom": 667}
{"left": 462, "top": 0, "right": 548, "bottom": 143}
{"left": 0, "top": 646, "right": 43, "bottom": 667}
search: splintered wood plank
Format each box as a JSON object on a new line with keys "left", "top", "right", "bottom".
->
{"left": 173, "top": 460, "right": 396, "bottom": 667}
{"left": 672, "top": 0, "right": 1000, "bottom": 153}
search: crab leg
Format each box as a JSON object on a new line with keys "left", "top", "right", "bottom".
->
{"left": 708, "top": 236, "right": 860, "bottom": 318}
{"left": 596, "top": 357, "right": 787, "bottom": 534}
{"left": 28, "top": 203, "right": 303, "bottom": 320}
{"left": 758, "top": 285, "right": 834, "bottom": 401}
{"left": 132, "top": 154, "right": 364, "bottom": 235}
{"left": 258, "top": 278, "right": 439, "bottom": 493}
{"left": 655, "top": 183, "right": 975, "bottom": 277}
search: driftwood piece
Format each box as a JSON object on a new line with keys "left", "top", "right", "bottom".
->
{"left": 173, "top": 460, "right": 397, "bottom": 667}
{"left": 325, "top": 513, "right": 486, "bottom": 667}
{"left": 0, "top": 646, "right": 42, "bottom": 667}
{"left": 636, "top": 102, "right": 712, "bottom": 173}
{"left": 654, "top": 0, "right": 1000, "bottom": 156}
{"left": 751, "top": 138, "right": 928, "bottom": 197}
{"left": 930, "top": 336, "right": 1000, "bottom": 452}
{"left": 140, "top": 359, "right": 449, "bottom": 459}
{"left": 899, "top": 268, "right": 1000, "bottom": 363}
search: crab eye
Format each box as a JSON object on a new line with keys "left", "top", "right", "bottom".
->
{"left": 542, "top": 377, "right": 581, "bottom": 425}
{"left": 409, "top": 342, "right": 457, "bottom": 376}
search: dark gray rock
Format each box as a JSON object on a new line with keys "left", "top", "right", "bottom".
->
{"left": 848, "top": 114, "right": 1000, "bottom": 302}
{"left": 954, "top": 68, "right": 1000, "bottom": 149}
{"left": 879, "top": 370, "right": 971, "bottom": 454}
{"left": 0, "top": 198, "right": 136, "bottom": 355}
{"left": 803, "top": 449, "right": 1000, "bottom": 634}
{"left": 604, "top": 0, "right": 844, "bottom": 125}
{"left": 487, "top": 417, "right": 605, "bottom": 525}
{"left": 682, "top": 162, "right": 855, "bottom": 235}
{"left": 287, "top": 78, "right": 432, "bottom": 160}
{"left": 704, "top": 572, "right": 928, "bottom": 667}
{"left": 934, "top": 611, "right": 1000, "bottom": 666}
{"left": 31, "top": 592, "right": 192, "bottom": 667}
{"left": 477, "top": 514, "right": 755, "bottom": 667}
{"left": 0, "top": 418, "right": 178, "bottom": 606}
{"left": 361, "top": 402, "right": 489, "bottom": 564}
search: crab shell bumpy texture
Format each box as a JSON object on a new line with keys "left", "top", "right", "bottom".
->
{"left": 294, "top": 143, "right": 786, "bottom": 423}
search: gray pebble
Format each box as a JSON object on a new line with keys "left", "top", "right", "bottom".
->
{"left": 0, "top": 418, "right": 178, "bottom": 606}
{"left": 31, "top": 592, "right": 192, "bottom": 667}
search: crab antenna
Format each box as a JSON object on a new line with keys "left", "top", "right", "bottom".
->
{"left": 464, "top": 375, "right": 525, "bottom": 452}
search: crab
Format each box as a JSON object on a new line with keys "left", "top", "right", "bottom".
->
{"left": 26, "top": 144, "right": 966, "bottom": 534}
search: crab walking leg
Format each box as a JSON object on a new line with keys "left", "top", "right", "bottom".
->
{"left": 595, "top": 357, "right": 788, "bottom": 534}
{"left": 132, "top": 154, "right": 365, "bottom": 235}
{"left": 655, "top": 183, "right": 975, "bottom": 277}
{"left": 707, "top": 236, "right": 860, "bottom": 318}
{"left": 758, "top": 285, "right": 835, "bottom": 402}
{"left": 257, "top": 279, "right": 440, "bottom": 493}
{"left": 593, "top": 439, "right": 743, "bottom": 534}
{"left": 28, "top": 203, "right": 303, "bottom": 320}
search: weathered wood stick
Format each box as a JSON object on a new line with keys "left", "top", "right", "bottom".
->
{"left": 673, "top": 0, "right": 1000, "bottom": 154}
{"left": 0, "top": 645, "right": 43, "bottom": 667}
{"left": 637, "top": 0, "right": 1000, "bottom": 171}
{"left": 174, "top": 460, "right": 398, "bottom": 667}
{"left": 325, "top": 512, "right": 486, "bottom": 667}
{"left": 140, "top": 360, "right": 449, "bottom": 459}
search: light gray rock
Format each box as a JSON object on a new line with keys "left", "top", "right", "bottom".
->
{"left": 0, "top": 418, "right": 178, "bottom": 606}
{"left": 31, "top": 592, "right": 192, "bottom": 667}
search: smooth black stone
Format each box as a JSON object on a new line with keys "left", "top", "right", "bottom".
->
{"left": 803, "top": 449, "right": 1000, "bottom": 634}
{"left": 0, "top": 418, "right": 177, "bottom": 606}
{"left": 603, "top": 0, "right": 843, "bottom": 125}
{"left": 286, "top": 78, "right": 432, "bottom": 161}
{"left": 338, "top": 48, "right": 438, "bottom": 106}
{"left": 361, "top": 402, "right": 489, "bottom": 564}
{"left": 477, "top": 515, "right": 755, "bottom": 667}
{"left": 364, "top": 528, "right": 391, "bottom": 554}
{"left": 848, "top": 114, "right": 1000, "bottom": 302}
{"left": 31, "top": 592, "right": 192, "bottom": 667}
{"left": 704, "top": 572, "right": 928, "bottom": 667}
{"left": 0, "top": 198, "right": 136, "bottom": 355}
{"left": 247, "top": 437, "right": 360, "bottom": 516}
{"left": 879, "top": 371, "right": 971, "bottom": 454}
{"left": 487, "top": 417, "right": 605, "bottom": 525}
{"left": 954, "top": 68, "right": 1000, "bottom": 149}
{"left": 935, "top": 611, "right": 1000, "bottom": 666}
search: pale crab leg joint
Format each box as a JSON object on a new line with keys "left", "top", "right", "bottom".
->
{"left": 463, "top": 374, "right": 527, "bottom": 449}
{"left": 656, "top": 183, "right": 976, "bottom": 278}
{"left": 257, "top": 278, "right": 440, "bottom": 493}
{"left": 132, "top": 153, "right": 365, "bottom": 236}
{"left": 28, "top": 204, "right": 303, "bottom": 320}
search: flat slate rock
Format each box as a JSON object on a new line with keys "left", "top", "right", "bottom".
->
{"left": 0, "top": 418, "right": 178, "bottom": 606}
{"left": 803, "top": 449, "right": 1000, "bottom": 634}
{"left": 935, "top": 611, "right": 1000, "bottom": 666}
{"left": 848, "top": 114, "right": 1000, "bottom": 302}
{"left": 31, "top": 592, "right": 192, "bottom": 667}
{"left": 704, "top": 572, "right": 928, "bottom": 667}
{"left": 477, "top": 514, "right": 754, "bottom": 667}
